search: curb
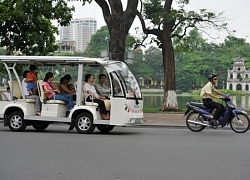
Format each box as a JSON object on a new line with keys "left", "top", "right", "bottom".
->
{"left": 137, "top": 123, "right": 233, "bottom": 130}
{"left": 136, "top": 124, "right": 187, "bottom": 129}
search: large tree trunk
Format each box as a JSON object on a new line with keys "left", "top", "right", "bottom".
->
{"left": 95, "top": 0, "right": 138, "bottom": 62}
{"left": 161, "top": 34, "right": 179, "bottom": 111}
{"left": 108, "top": 14, "right": 126, "bottom": 62}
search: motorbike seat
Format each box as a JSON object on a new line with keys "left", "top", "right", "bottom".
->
{"left": 189, "top": 102, "right": 208, "bottom": 109}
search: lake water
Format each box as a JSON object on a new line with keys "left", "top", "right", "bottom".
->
{"left": 1, "top": 88, "right": 249, "bottom": 110}
{"left": 142, "top": 92, "right": 250, "bottom": 110}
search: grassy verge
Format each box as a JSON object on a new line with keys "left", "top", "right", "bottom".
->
{"left": 143, "top": 107, "right": 162, "bottom": 113}
{"left": 143, "top": 107, "right": 186, "bottom": 113}
{"left": 143, "top": 107, "right": 250, "bottom": 114}
{"left": 191, "top": 89, "right": 250, "bottom": 96}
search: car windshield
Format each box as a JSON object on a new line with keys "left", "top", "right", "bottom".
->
{"left": 110, "top": 72, "right": 125, "bottom": 97}
{"left": 110, "top": 70, "right": 141, "bottom": 99}
{"left": 123, "top": 70, "right": 142, "bottom": 99}
{"left": 111, "top": 71, "right": 142, "bottom": 99}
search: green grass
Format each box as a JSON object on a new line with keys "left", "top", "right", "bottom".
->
{"left": 143, "top": 107, "right": 162, "bottom": 113}
{"left": 143, "top": 107, "right": 250, "bottom": 115}
{"left": 191, "top": 89, "right": 250, "bottom": 96}
{"left": 143, "top": 107, "right": 186, "bottom": 113}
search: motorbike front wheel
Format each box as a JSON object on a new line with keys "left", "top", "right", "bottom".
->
{"left": 186, "top": 111, "right": 206, "bottom": 132}
{"left": 230, "top": 113, "right": 250, "bottom": 133}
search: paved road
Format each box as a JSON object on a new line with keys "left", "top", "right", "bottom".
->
{"left": 0, "top": 123, "right": 250, "bottom": 180}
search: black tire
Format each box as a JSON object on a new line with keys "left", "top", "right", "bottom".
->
{"left": 75, "top": 112, "right": 95, "bottom": 134}
{"left": 96, "top": 125, "right": 115, "bottom": 133}
{"left": 230, "top": 113, "right": 250, "bottom": 133}
{"left": 8, "top": 111, "right": 27, "bottom": 132}
{"left": 32, "top": 121, "right": 49, "bottom": 131}
{"left": 186, "top": 111, "right": 206, "bottom": 132}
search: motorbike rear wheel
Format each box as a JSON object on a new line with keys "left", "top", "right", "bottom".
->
{"left": 230, "top": 113, "right": 250, "bottom": 133}
{"left": 186, "top": 111, "right": 206, "bottom": 132}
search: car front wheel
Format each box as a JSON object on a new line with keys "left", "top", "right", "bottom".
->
{"left": 75, "top": 112, "right": 95, "bottom": 134}
{"left": 8, "top": 111, "right": 27, "bottom": 132}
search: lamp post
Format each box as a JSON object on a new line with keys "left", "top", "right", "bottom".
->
{"left": 126, "top": 52, "right": 135, "bottom": 64}
{"left": 139, "top": 77, "right": 143, "bottom": 87}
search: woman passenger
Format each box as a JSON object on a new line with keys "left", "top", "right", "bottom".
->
{"left": 42, "top": 72, "right": 74, "bottom": 111}
{"left": 60, "top": 74, "right": 76, "bottom": 101}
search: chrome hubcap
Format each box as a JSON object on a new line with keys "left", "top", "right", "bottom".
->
{"left": 10, "top": 115, "right": 22, "bottom": 128}
{"left": 78, "top": 117, "right": 91, "bottom": 130}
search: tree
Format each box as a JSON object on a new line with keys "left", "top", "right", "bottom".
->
{"left": 84, "top": 25, "right": 137, "bottom": 58}
{"left": 127, "top": 48, "right": 147, "bottom": 79}
{"left": 143, "top": 46, "right": 164, "bottom": 86}
{"left": 0, "top": 48, "right": 6, "bottom": 55}
{"left": 84, "top": 26, "right": 110, "bottom": 57}
{"left": 137, "top": 0, "right": 228, "bottom": 111}
{"left": 175, "top": 33, "right": 250, "bottom": 92}
{"left": 0, "top": 0, "right": 74, "bottom": 55}
{"left": 80, "top": 0, "right": 139, "bottom": 61}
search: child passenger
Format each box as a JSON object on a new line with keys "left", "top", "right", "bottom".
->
{"left": 26, "top": 65, "right": 37, "bottom": 95}
{"left": 3, "top": 87, "right": 12, "bottom": 101}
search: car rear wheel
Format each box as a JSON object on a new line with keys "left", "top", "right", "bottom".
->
{"left": 32, "top": 121, "right": 49, "bottom": 131}
{"left": 96, "top": 125, "right": 115, "bottom": 133}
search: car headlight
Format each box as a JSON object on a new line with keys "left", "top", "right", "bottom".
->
{"left": 123, "top": 104, "right": 129, "bottom": 112}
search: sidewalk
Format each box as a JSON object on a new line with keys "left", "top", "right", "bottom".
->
{"left": 142, "top": 113, "right": 186, "bottom": 127}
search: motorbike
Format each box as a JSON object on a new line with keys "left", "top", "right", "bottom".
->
{"left": 184, "top": 94, "right": 250, "bottom": 133}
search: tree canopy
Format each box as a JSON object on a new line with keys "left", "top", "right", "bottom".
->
{"left": 176, "top": 30, "right": 250, "bottom": 91}
{"left": 136, "top": 0, "right": 229, "bottom": 110}
{"left": 83, "top": 25, "right": 136, "bottom": 58}
{"left": 0, "top": 0, "right": 74, "bottom": 55}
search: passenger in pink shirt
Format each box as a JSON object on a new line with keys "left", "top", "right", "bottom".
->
{"left": 42, "top": 72, "right": 74, "bottom": 111}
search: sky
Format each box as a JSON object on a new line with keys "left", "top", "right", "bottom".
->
{"left": 64, "top": 0, "right": 250, "bottom": 44}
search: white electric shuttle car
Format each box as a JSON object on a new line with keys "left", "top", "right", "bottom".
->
{"left": 0, "top": 56, "right": 143, "bottom": 133}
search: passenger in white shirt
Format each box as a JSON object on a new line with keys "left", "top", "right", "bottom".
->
{"left": 3, "top": 87, "right": 12, "bottom": 101}
{"left": 83, "top": 74, "right": 110, "bottom": 120}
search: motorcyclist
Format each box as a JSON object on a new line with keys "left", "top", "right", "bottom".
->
{"left": 200, "top": 73, "right": 225, "bottom": 127}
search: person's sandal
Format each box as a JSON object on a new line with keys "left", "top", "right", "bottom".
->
{"left": 36, "top": 112, "right": 41, "bottom": 116}
{"left": 101, "top": 114, "right": 110, "bottom": 120}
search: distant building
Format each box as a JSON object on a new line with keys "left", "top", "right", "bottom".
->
{"left": 227, "top": 58, "right": 250, "bottom": 91}
{"left": 56, "top": 40, "right": 76, "bottom": 52}
{"left": 59, "top": 18, "right": 97, "bottom": 52}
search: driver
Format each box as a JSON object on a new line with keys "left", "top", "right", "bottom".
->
{"left": 94, "top": 74, "right": 110, "bottom": 99}
{"left": 94, "top": 74, "right": 111, "bottom": 111}
{"left": 200, "top": 73, "right": 225, "bottom": 127}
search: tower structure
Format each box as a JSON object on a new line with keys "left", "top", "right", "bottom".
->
{"left": 227, "top": 58, "right": 250, "bottom": 91}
